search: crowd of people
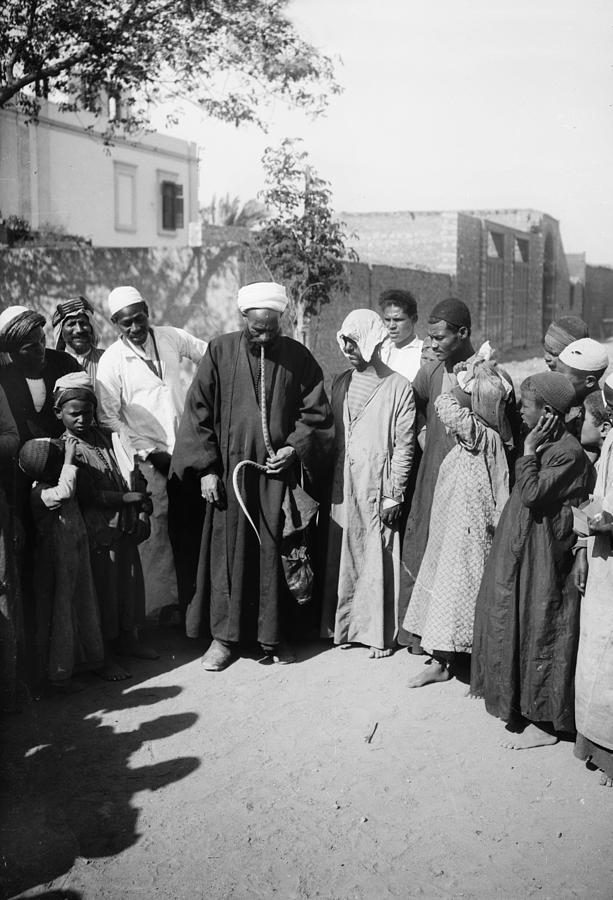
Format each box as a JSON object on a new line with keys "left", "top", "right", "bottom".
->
{"left": 1, "top": 282, "right": 612, "bottom": 790}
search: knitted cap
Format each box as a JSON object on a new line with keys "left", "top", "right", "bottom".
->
{"left": 19, "top": 438, "right": 64, "bottom": 481}
{"left": 108, "top": 286, "right": 146, "bottom": 318}
{"left": 521, "top": 372, "right": 577, "bottom": 415}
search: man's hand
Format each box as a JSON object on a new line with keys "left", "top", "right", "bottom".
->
{"left": 588, "top": 510, "right": 613, "bottom": 534}
{"left": 573, "top": 548, "right": 589, "bottom": 593}
{"left": 201, "top": 473, "right": 227, "bottom": 509}
{"left": 380, "top": 501, "right": 402, "bottom": 527}
{"left": 266, "top": 446, "right": 296, "bottom": 474}
{"left": 148, "top": 450, "right": 171, "bottom": 477}
{"left": 524, "top": 412, "right": 558, "bottom": 455}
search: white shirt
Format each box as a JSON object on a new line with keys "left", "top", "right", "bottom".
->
{"left": 380, "top": 335, "right": 424, "bottom": 383}
{"left": 96, "top": 325, "right": 207, "bottom": 458}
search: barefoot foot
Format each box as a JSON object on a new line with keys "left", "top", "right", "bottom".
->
{"left": 338, "top": 643, "right": 353, "bottom": 650}
{"left": 598, "top": 772, "right": 613, "bottom": 787}
{"left": 500, "top": 723, "right": 558, "bottom": 750}
{"left": 117, "top": 635, "right": 160, "bottom": 660}
{"left": 96, "top": 658, "right": 131, "bottom": 681}
{"left": 407, "top": 659, "right": 450, "bottom": 688}
{"left": 368, "top": 646, "right": 394, "bottom": 659}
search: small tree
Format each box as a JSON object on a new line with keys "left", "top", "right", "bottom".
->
{"left": 0, "top": 0, "right": 340, "bottom": 138}
{"left": 255, "top": 138, "right": 357, "bottom": 346}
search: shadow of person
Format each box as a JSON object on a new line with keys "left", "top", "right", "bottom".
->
{"left": 1, "top": 686, "right": 200, "bottom": 899}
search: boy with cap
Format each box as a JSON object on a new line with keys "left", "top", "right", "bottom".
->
{"left": 471, "top": 372, "right": 590, "bottom": 749}
{"left": 20, "top": 432, "right": 104, "bottom": 692}
{"left": 555, "top": 337, "right": 609, "bottom": 441}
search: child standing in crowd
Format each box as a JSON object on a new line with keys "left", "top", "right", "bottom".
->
{"left": 573, "top": 391, "right": 613, "bottom": 786}
{"left": 471, "top": 372, "right": 590, "bottom": 749}
{"left": 405, "top": 361, "right": 512, "bottom": 687}
{"left": 19, "top": 435, "right": 104, "bottom": 692}
{"left": 53, "top": 372, "right": 155, "bottom": 682}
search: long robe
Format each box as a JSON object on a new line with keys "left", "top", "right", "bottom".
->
{"left": 404, "top": 394, "right": 509, "bottom": 654}
{"left": 171, "top": 330, "right": 334, "bottom": 646}
{"left": 321, "top": 367, "right": 415, "bottom": 650}
{"left": 574, "top": 428, "right": 613, "bottom": 751}
{"left": 470, "top": 431, "right": 589, "bottom": 732}
{"left": 398, "top": 359, "right": 467, "bottom": 643}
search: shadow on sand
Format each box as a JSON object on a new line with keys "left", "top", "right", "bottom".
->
{"left": 0, "top": 628, "right": 204, "bottom": 899}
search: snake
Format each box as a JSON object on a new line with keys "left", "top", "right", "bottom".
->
{"left": 231, "top": 344, "right": 275, "bottom": 546}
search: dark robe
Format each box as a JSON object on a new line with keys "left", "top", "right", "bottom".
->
{"left": 171, "top": 330, "right": 334, "bottom": 646}
{"left": 470, "top": 430, "right": 590, "bottom": 732}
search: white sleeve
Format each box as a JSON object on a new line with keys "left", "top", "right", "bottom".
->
{"left": 174, "top": 327, "right": 207, "bottom": 365}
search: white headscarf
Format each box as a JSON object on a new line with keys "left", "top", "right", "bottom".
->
{"left": 337, "top": 309, "right": 388, "bottom": 364}
{"left": 237, "top": 282, "right": 288, "bottom": 314}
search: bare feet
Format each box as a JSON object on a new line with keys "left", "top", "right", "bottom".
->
{"left": 262, "top": 641, "right": 295, "bottom": 665}
{"left": 407, "top": 659, "right": 450, "bottom": 688}
{"left": 338, "top": 643, "right": 353, "bottom": 650}
{"left": 599, "top": 772, "right": 613, "bottom": 787}
{"left": 500, "top": 723, "right": 558, "bottom": 750}
{"left": 369, "top": 647, "right": 394, "bottom": 659}
{"left": 96, "top": 658, "right": 131, "bottom": 681}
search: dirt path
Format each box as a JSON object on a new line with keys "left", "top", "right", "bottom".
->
{"left": 3, "top": 628, "right": 612, "bottom": 900}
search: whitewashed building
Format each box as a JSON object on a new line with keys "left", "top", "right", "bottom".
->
{"left": 0, "top": 98, "right": 199, "bottom": 247}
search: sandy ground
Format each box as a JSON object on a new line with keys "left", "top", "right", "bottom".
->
{"left": 3, "top": 344, "right": 613, "bottom": 900}
{"left": 3, "top": 625, "right": 613, "bottom": 900}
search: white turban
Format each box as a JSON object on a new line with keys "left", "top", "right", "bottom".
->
{"left": 558, "top": 338, "right": 609, "bottom": 373}
{"left": 237, "top": 282, "right": 288, "bottom": 314}
{"left": 337, "top": 309, "right": 388, "bottom": 364}
{"left": 108, "top": 286, "right": 146, "bottom": 318}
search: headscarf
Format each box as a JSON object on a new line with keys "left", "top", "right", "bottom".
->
{"left": 543, "top": 317, "right": 589, "bottom": 357}
{"left": 429, "top": 298, "right": 471, "bottom": 330}
{"left": 472, "top": 361, "right": 513, "bottom": 446}
{"left": 337, "top": 309, "right": 388, "bottom": 364}
{"left": 0, "top": 306, "right": 46, "bottom": 354}
{"left": 521, "top": 372, "right": 577, "bottom": 415}
{"left": 52, "top": 296, "right": 99, "bottom": 351}
{"left": 237, "top": 282, "right": 288, "bottom": 315}
{"left": 53, "top": 371, "right": 97, "bottom": 408}
{"left": 19, "top": 438, "right": 64, "bottom": 482}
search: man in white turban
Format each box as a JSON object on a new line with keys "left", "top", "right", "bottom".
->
{"left": 171, "top": 281, "right": 335, "bottom": 671}
{"left": 95, "top": 285, "right": 208, "bottom": 622}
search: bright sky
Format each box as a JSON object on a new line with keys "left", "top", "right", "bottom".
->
{"left": 154, "top": 0, "right": 613, "bottom": 263}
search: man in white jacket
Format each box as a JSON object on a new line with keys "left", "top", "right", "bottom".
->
{"left": 96, "top": 286, "right": 207, "bottom": 621}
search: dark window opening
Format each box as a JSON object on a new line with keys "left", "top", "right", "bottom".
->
{"left": 161, "top": 181, "right": 184, "bottom": 231}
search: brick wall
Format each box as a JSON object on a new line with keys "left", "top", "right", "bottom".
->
{"left": 584, "top": 265, "right": 613, "bottom": 338}
{"left": 342, "top": 211, "right": 459, "bottom": 274}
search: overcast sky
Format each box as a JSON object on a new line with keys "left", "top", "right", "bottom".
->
{"left": 155, "top": 0, "right": 613, "bottom": 263}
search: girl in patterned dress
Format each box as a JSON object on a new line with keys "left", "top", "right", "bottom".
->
{"left": 404, "top": 361, "right": 512, "bottom": 687}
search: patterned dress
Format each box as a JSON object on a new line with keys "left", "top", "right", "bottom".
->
{"left": 404, "top": 394, "right": 509, "bottom": 654}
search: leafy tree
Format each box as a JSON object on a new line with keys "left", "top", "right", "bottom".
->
{"left": 0, "top": 0, "right": 340, "bottom": 136}
{"left": 202, "top": 194, "right": 268, "bottom": 228}
{"left": 255, "top": 138, "right": 357, "bottom": 346}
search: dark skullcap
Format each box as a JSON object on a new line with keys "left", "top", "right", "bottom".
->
{"left": 0, "top": 307, "right": 46, "bottom": 353}
{"left": 19, "top": 438, "right": 64, "bottom": 482}
{"left": 429, "top": 298, "right": 471, "bottom": 330}
{"left": 521, "top": 372, "right": 577, "bottom": 415}
{"left": 543, "top": 316, "right": 589, "bottom": 356}
{"left": 51, "top": 296, "right": 95, "bottom": 329}
{"left": 53, "top": 371, "right": 97, "bottom": 408}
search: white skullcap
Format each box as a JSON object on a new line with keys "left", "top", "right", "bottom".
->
{"left": 237, "top": 282, "right": 288, "bottom": 314}
{"left": 337, "top": 309, "right": 388, "bottom": 364}
{"left": 108, "top": 286, "right": 146, "bottom": 318}
{"left": 558, "top": 338, "right": 609, "bottom": 373}
{"left": 0, "top": 305, "right": 29, "bottom": 332}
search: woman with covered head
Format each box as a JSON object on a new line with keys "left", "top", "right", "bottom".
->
{"left": 52, "top": 296, "right": 105, "bottom": 383}
{"left": 404, "top": 360, "right": 513, "bottom": 687}
{"left": 321, "top": 309, "right": 416, "bottom": 658}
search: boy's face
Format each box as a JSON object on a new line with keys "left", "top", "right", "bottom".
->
{"left": 580, "top": 409, "right": 610, "bottom": 451}
{"left": 57, "top": 399, "right": 95, "bottom": 436}
{"left": 555, "top": 360, "right": 596, "bottom": 403}
{"left": 520, "top": 389, "right": 545, "bottom": 430}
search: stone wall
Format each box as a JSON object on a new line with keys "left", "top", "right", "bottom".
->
{"left": 584, "top": 265, "right": 613, "bottom": 338}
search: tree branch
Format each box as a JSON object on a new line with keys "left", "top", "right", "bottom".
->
{"left": 0, "top": 47, "right": 90, "bottom": 107}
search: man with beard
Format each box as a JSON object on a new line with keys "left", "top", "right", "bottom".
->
{"left": 171, "top": 282, "right": 334, "bottom": 671}
{"left": 52, "top": 296, "right": 105, "bottom": 384}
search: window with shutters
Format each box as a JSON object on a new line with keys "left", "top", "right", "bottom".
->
{"left": 160, "top": 180, "right": 184, "bottom": 231}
